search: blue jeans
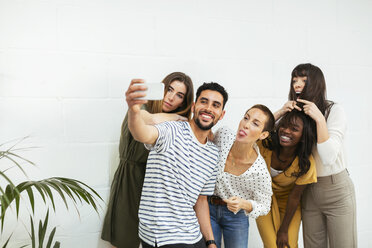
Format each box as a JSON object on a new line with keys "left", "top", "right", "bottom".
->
{"left": 209, "top": 202, "right": 249, "bottom": 248}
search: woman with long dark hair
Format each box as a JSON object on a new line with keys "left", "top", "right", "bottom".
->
{"left": 101, "top": 72, "right": 194, "bottom": 248}
{"left": 276, "top": 63, "right": 357, "bottom": 247}
{"left": 256, "top": 110, "right": 317, "bottom": 248}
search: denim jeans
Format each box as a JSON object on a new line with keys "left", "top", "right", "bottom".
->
{"left": 209, "top": 202, "right": 249, "bottom": 248}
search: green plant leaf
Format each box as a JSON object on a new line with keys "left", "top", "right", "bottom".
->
{"left": 53, "top": 241, "right": 60, "bottom": 248}
{"left": 46, "top": 181, "right": 68, "bottom": 210}
{"left": 38, "top": 210, "right": 49, "bottom": 248}
{"left": 57, "top": 177, "right": 103, "bottom": 201}
{"left": 1, "top": 233, "right": 12, "bottom": 248}
{"left": 0, "top": 170, "right": 18, "bottom": 198}
{"left": 0, "top": 153, "right": 28, "bottom": 178}
{"left": 30, "top": 216, "right": 35, "bottom": 248}
{"left": 39, "top": 184, "right": 56, "bottom": 211}
{"left": 46, "top": 227, "right": 57, "bottom": 248}
{"left": 26, "top": 187, "right": 35, "bottom": 214}
{"left": 1, "top": 185, "right": 17, "bottom": 232}
{"left": 33, "top": 182, "right": 47, "bottom": 203}
{"left": 1, "top": 139, "right": 104, "bottom": 247}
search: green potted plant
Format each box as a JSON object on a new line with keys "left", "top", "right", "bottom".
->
{"left": 0, "top": 139, "right": 103, "bottom": 247}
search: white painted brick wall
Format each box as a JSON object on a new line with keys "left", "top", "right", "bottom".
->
{"left": 1, "top": 0, "right": 371, "bottom": 247}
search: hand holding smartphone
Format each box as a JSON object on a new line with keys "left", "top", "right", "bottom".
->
{"left": 135, "top": 82, "right": 164, "bottom": 100}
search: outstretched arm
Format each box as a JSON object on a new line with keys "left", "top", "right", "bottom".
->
{"left": 140, "top": 110, "right": 187, "bottom": 125}
{"left": 194, "top": 195, "right": 217, "bottom": 248}
{"left": 126, "top": 79, "right": 159, "bottom": 145}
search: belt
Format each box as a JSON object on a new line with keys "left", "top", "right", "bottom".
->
{"left": 208, "top": 195, "right": 226, "bottom": 205}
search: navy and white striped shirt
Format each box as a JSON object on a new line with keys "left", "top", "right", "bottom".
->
{"left": 139, "top": 121, "right": 219, "bottom": 246}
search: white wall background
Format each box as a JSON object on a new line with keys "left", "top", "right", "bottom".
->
{"left": 0, "top": 0, "right": 371, "bottom": 247}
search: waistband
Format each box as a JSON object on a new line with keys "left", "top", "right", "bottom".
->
{"left": 208, "top": 195, "right": 226, "bottom": 205}
{"left": 317, "top": 169, "right": 349, "bottom": 184}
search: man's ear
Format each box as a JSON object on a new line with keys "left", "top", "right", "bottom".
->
{"left": 218, "top": 110, "right": 226, "bottom": 121}
{"left": 191, "top": 102, "right": 195, "bottom": 113}
{"left": 259, "top": 131, "right": 269, "bottom": 140}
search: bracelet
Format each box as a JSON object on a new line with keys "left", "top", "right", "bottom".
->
{"left": 206, "top": 240, "right": 216, "bottom": 246}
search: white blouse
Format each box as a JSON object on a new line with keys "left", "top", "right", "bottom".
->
{"left": 312, "top": 103, "right": 348, "bottom": 177}
{"left": 213, "top": 126, "right": 273, "bottom": 219}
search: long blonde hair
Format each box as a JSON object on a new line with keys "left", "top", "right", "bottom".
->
{"left": 147, "top": 72, "right": 194, "bottom": 120}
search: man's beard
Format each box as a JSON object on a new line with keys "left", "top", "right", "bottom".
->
{"left": 194, "top": 117, "right": 214, "bottom": 131}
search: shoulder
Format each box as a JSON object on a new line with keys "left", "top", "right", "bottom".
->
{"left": 326, "top": 102, "right": 347, "bottom": 124}
{"left": 155, "top": 121, "right": 188, "bottom": 139}
{"left": 215, "top": 126, "right": 235, "bottom": 142}
{"left": 328, "top": 102, "right": 345, "bottom": 117}
{"left": 157, "top": 120, "right": 186, "bottom": 129}
{"left": 256, "top": 140, "right": 269, "bottom": 157}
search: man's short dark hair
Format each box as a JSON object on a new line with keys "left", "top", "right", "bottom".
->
{"left": 195, "top": 82, "right": 228, "bottom": 109}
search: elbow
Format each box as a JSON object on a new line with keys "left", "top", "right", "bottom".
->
{"left": 128, "top": 125, "right": 146, "bottom": 143}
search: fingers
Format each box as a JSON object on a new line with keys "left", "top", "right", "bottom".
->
{"left": 227, "top": 205, "right": 238, "bottom": 214}
{"left": 126, "top": 80, "right": 147, "bottom": 97}
{"left": 296, "top": 98, "right": 311, "bottom": 104}
{"left": 126, "top": 79, "right": 148, "bottom": 108}
{"left": 230, "top": 196, "right": 238, "bottom": 201}
{"left": 224, "top": 197, "right": 241, "bottom": 214}
{"left": 283, "top": 101, "right": 297, "bottom": 113}
{"left": 293, "top": 104, "right": 302, "bottom": 111}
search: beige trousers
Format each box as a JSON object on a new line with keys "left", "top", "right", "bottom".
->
{"left": 301, "top": 169, "right": 357, "bottom": 248}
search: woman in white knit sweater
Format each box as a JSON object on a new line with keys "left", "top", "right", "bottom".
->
{"left": 275, "top": 63, "right": 357, "bottom": 248}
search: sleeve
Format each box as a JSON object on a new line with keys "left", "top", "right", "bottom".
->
{"left": 144, "top": 121, "right": 177, "bottom": 153}
{"left": 213, "top": 126, "right": 231, "bottom": 148}
{"left": 245, "top": 162, "right": 273, "bottom": 218}
{"left": 295, "top": 155, "right": 317, "bottom": 185}
{"left": 200, "top": 151, "right": 219, "bottom": 196}
{"left": 317, "top": 104, "right": 347, "bottom": 166}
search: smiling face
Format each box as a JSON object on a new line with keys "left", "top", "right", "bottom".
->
{"left": 192, "top": 89, "right": 225, "bottom": 131}
{"left": 292, "top": 76, "right": 307, "bottom": 95}
{"left": 236, "top": 108, "right": 269, "bottom": 143}
{"left": 278, "top": 116, "right": 304, "bottom": 148}
{"left": 162, "top": 80, "right": 187, "bottom": 113}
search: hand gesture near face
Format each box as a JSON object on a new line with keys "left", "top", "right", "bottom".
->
{"left": 282, "top": 101, "right": 302, "bottom": 113}
{"left": 125, "top": 79, "right": 148, "bottom": 113}
{"left": 275, "top": 100, "right": 302, "bottom": 120}
{"left": 296, "top": 99, "right": 325, "bottom": 123}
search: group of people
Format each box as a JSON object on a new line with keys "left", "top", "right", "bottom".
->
{"left": 101, "top": 64, "right": 357, "bottom": 248}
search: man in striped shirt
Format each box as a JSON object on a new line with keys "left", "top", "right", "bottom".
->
{"left": 126, "top": 80, "right": 228, "bottom": 248}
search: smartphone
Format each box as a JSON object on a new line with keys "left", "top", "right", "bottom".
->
{"left": 135, "top": 82, "right": 164, "bottom": 100}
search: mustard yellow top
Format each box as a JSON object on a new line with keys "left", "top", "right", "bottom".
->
{"left": 257, "top": 141, "right": 317, "bottom": 234}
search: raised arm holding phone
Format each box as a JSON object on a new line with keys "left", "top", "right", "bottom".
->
{"left": 126, "top": 81, "right": 228, "bottom": 248}
{"left": 101, "top": 72, "right": 194, "bottom": 248}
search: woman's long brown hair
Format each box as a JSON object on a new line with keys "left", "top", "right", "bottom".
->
{"left": 289, "top": 63, "right": 334, "bottom": 119}
{"left": 147, "top": 72, "right": 194, "bottom": 120}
